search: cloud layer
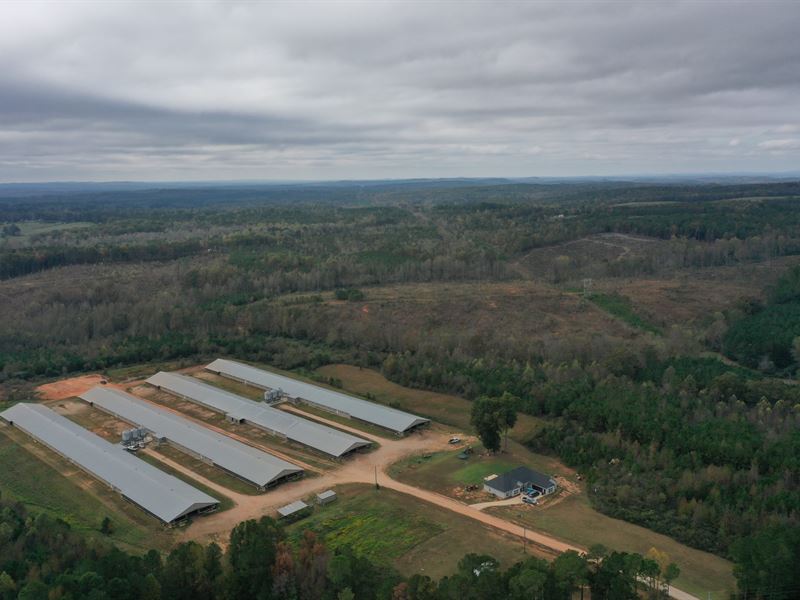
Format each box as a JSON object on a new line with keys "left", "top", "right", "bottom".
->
{"left": 1, "top": 1, "right": 799, "bottom": 181}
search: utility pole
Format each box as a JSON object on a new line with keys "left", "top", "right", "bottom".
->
{"left": 374, "top": 465, "right": 379, "bottom": 490}
{"left": 523, "top": 526, "right": 526, "bottom": 554}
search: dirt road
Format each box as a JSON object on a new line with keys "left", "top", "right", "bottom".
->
{"left": 179, "top": 417, "right": 699, "bottom": 599}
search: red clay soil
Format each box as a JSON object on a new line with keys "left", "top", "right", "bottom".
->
{"left": 35, "top": 375, "right": 109, "bottom": 401}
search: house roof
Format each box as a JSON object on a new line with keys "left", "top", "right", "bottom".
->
{"left": 205, "top": 358, "right": 429, "bottom": 433}
{"left": 484, "top": 466, "right": 556, "bottom": 494}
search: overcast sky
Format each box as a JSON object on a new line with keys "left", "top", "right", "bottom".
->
{"left": 1, "top": 1, "right": 799, "bottom": 182}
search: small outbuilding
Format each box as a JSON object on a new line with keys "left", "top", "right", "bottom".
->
{"left": 277, "top": 500, "right": 311, "bottom": 521}
{"left": 316, "top": 490, "right": 337, "bottom": 505}
{"left": 483, "top": 466, "right": 557, "bottom": 499}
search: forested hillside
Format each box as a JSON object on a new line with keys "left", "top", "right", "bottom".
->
{"left": 2, "top": 179, "right": 800, "bottom": 597}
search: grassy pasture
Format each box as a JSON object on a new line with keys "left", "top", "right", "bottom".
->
{"left": 490, "top": 493, "right": 735, "bottom": 598}
{"left": 0, "top": 426, "right": 177, "bottom": 552}
{"left": 285, "top": 483, "right": 534, "bottom": 579}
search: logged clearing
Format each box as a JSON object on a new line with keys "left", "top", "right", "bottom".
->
{"left": 515, "top": 233, "right": 663, "bottom": 281}
{"left": 601, "top": 256, "right": 800, "bottom": 327}
{"left": 273, "top": 280, "right": 642, "bottom": 361}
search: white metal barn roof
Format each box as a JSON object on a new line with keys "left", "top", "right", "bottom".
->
{"left": 277, "top": 500, "right": 309, "bottom": 518}
{"left": 0, "top": 403, "right": 218, "bottom": 523}
{"left": 80, "top": 387, "right": 302, "bottom": 489}
{"left": 145, "top": 372, "right": 370, "bottom": 457}
{"left": 205, "top": 359, "right": 430, "bottom": 434}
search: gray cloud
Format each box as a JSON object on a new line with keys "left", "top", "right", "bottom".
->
{"left": 0, "top": 0, "right": 799, "bottom": 181}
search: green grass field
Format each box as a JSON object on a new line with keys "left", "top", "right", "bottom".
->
{"left": 0, "top": 428, "right": 176, "bottom": 552}
{"left": 387, "top": 437, "right": 733, "bottom": 597}
{"left": 285, "top": 483, "right": 532, "bottom": 579}
{"left": 389, "top": 441, "right": 565, "bottom": 496}
{"left": 490, "top": 493, "right": 735, "bottom": 598}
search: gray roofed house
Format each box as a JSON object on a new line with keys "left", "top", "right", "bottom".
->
{"left": 145, "top": 371, "right": 370, "bottom": 457}
{"left": 0, "top": 403, "right": 218, "bottom": 524}
{"left": 80, "top": 386, "right": 302, "bottom": 489}
{"left": 483, "top": 466, "right": 557, "bottom": 499}
{"left": 205, "top": 358, "right": 430, "bottom": 434}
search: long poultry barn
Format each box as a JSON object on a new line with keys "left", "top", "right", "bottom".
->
{"left": 205, "top": 358, "right": 430, "bottom": 435}
{"left": 80, "top": 387, "right": 303, "bottom": 490}
{"left": 0, "top": 403, "right": 218, "bottom": 524}
{"left": 144, "top": 372, "right": 371, "bottom": 458}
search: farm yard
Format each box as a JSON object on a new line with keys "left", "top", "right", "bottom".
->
{"left": 0, "top": 358, "right": 737, "bottom": 598}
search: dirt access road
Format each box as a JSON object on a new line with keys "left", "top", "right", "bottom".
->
{"left": 30, "top": 375, "right": 698, "bottom": 599}
{"left": 181, "top": 408, "right": 699, "bottom": 600}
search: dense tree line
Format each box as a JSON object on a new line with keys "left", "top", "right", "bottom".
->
{"left": 382, "top": 351, "right": 800, "bottom": 597}
{"left": 724, "top": 264, "right": 800, "bottom": 371}
{"left": 0, "top": 497, "right": 675, "bottom": 600}
{"left": 3, "top": 181, "right": 800, "bottom": 596}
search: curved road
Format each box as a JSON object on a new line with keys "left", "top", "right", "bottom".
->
{"left": 177, "top": 410, "right": 699, "bottom": 600}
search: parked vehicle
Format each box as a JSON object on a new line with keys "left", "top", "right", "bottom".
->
{"left": 448, "top": 437, "right": 461, "bottom": 444}
{"left": 521, "top": 495, "right": 538, "bottom": 505}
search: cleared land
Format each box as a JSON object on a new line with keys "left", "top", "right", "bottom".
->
{"left": 285, "top": 483, "right": 537, "bottom": 580}
{"left": 36, "top": 374, "right": 108, "bottom": 401}
{"left": 490, "top": 493, "right": 735, "bottom": 598}
{"left": 311, "top": 365, "right": 730, "bottom": 594}
{"left": 390, "top": 443, "right": 731, "bottom": 597}
{"left": 6, "top": 366, "right": 720, "bottom": 599}
{"left": 596, "top": 256, "right": 800, "bottom": 328}
{"left": 270, "top": 279, "right": 643, "bottom": 362}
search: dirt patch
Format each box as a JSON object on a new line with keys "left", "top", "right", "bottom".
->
{"left": 537, "top": 476, "right": 580, "bottom": 511}
{"left": 36, "top": 374, "right": 107, "bottom": 401}
{"left": 54, "top": 400, "right": 131, "bottom": 441}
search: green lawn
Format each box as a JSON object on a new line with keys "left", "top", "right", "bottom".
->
{"left": 285, "top": 483, "right": 531, "bottom": 579}
{"left": 0, "top": 428, "right": 176, "bottom": 552}
{"left": 389, "top": 442, "right": 567, "bottom": 497}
